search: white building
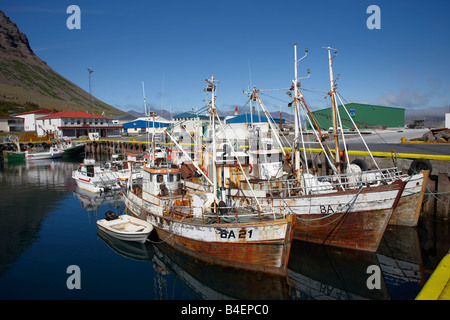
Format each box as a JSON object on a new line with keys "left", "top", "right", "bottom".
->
{"left": 172, "top": 112, "right": 211, "bottom": 137}
{"left": 14, "top": 109, "right": 53, "bottom": 131}
{"left": 36, "top": 110, "right": 122, "bottom": 138}
{"left": 0, "top": 116, "right": 24, "bottom": 132}
{"left": 218, "top": 113, "right": 285, "bottom": 140}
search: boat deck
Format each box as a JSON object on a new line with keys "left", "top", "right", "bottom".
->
{"left": 171, "top": 206, "right": 288, "bottom": 225}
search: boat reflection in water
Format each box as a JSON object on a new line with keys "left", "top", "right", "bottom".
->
{"left": 97, "top": 230, "right": 155, "bottom": 263}
{"left": 97, "top": 219, "right": 426, "bottom": 300}
{"left": 287, "top": 225, "right": 425, "bottom": 300}
{"left": 377, "top": 225, "right": 426, "bottom": 300}
{"left": 73, "top": 187, "right": 124, "bottom": 213}
{"left": 287, "top": 241, "right": 390, "bottom": 300}
{"left": 97, "top": 231, "right": 290, "bottom": 300}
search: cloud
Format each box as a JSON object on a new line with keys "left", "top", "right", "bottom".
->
{"left": 5, "top": 6, "right": 104, "bottom": 14}
{"left": 376, "top": 87, "right": 430, "bottom": 109}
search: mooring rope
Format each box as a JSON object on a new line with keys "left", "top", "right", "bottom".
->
{"left": 295, "top": 186, "right": 364, "bottom": 226}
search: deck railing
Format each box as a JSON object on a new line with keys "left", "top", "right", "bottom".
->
{"left": 167, "top": 204, "right": 285, "bottom": 224}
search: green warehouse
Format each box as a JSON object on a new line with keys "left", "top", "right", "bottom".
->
{"left": 307, "top": 103, "right": 405, "bottom": 130}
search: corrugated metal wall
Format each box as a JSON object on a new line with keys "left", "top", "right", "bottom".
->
{"left": 307, "top": 103, "right": 405, "bottom": 129}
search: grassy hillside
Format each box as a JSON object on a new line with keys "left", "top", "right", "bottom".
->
{"left": 0, "top": 58, "right": 126, "bottom": 117}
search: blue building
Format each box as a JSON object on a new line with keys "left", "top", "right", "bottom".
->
{"left": 225, "top": 113, "right": 285, "bottom": 124}
{"left": 123, "top": 119, "right": 170, "bottom": 134}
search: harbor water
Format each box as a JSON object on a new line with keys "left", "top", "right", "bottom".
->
{"left": 0, "top": 157, "right": 449, "bottom": 300}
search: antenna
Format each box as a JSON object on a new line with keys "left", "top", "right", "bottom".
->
{"left": 88, "top": 68, "right": 94, "bottom": 113}
{"left": 160, "top": 73, "right": 165, "bottom": 117}
{"left": 142, "top": 81, "right": 147, "bottom": 116}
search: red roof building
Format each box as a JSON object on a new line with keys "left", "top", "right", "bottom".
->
{"left": 35, "top": 110, "right": 122, "bottom": 138}
{"left": 38, "top": 110, "right": 111, "bottom": 120}
{"left": 15, "top": 109, "right": 54, "bottom": 116}
{"left": 14, "top": 109, "right": 54, "bottom": 132}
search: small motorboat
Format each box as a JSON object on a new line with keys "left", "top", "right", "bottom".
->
{"left": 72, "top": 158, "right": 121, "bottom": 193}
{"left": 25, "top": 146, "right": 65, "bottom": 160}
{"left": 96, "top": 211, "right": 153, "bottom": 243}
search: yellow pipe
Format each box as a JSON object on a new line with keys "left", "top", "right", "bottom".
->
{"left": 281, "top": 147, "right": 450, "bottom": 161}
{"left": 81, "top": 140, "right": 450, "bottom": 161}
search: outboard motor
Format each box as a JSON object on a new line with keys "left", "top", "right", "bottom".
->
{"left": 105, "top": 210, "right": 118, "bottom": 221}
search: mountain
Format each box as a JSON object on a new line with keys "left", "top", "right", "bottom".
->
{"left": 0, "top": 10, "right": 126, "bottom": 116}
{"left": 405, "top": 105, "right": 449, "bottom": 126}
{"left": 126, "top": 108, "right": 174, "bottom": 120}
{"left": 219, "top": 106, "right": 296, "bottom": 123}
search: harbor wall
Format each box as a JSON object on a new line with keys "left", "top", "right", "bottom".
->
{"left": 336, "top": 153, "right": 449, "bottom": 220}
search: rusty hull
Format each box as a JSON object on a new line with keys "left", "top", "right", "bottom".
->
{"left": 154, "top": 217, "right": 296, "bottom": 276}
{"left": 293, "top": 180, "right": 406, "bottom": 252}
{"left": 389, "top": 170, "right": 429, "bottom": 227}
{"left": 294, "top": 208, "right": 393, "bottom": 252}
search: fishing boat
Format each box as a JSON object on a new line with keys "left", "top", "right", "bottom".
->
{"left": 25, "top": 146, "right": 64, "bottom": 160}
{"left": 192, "top": 162, "right": 406, "bottom": 252}
{"left": 4, "top": 135, "right": 65, "bottom": 161}
{"left": 122, "top": 76, "right": 296, "bottom": 275}
{"left": 58, "top": 137, "right": 85, "bottom": 155}
{"left": 103, "top": 153, "right": 143, "bottom": 183}
{"left": 96, "top": 211, "right": 154, "bottom": 243}
{"left": 181, "top": 46, "right": 409, "bottom": 252}
{"left": 72, "top": 158, "right": 121, "bottom": 193}
{"left": 290, "top": 45, "right": 427, "bottom": 227}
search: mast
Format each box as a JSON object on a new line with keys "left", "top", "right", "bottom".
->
{"left": 293, "top": 44, "right": 301, "bottom": 178}
{"left": 293, "top": 44, "right": 309, "bottom": 178}
{"left": 151, "top": 111, "right": 156, "bottom": 166}
{"left": 325, "top": 47, "right": 340, "bottom": 172}
{"left": 142, "top": 81, "right": 152, "bottom": 163}
{"left": 205, "top": 75, "right": 218, "bottom": 199}
{"left": 251, "top": 89, "right": 285, "bottom": 157}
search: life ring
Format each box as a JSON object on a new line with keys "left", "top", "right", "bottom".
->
{"left": 157, "top": 175, "right": 164, "bottom": 183}
{"left": 248, "top": 163, "right": 253, "bottom": 173}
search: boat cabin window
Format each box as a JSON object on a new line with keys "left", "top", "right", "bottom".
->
{"left": 86, "top": 165, "right": 95, "bottom": 177}
{"left": 168, "top": 173, "right": 180, "bottom": 182}
{"left": 156, "top": 174, "right": 164, "bottom": 183}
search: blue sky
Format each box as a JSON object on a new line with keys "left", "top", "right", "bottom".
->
{"left": 2, "top": 0, "right": 450, "bottom": 116}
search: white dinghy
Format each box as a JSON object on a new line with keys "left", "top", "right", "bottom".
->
{"left": 96, "top": 211, "right": 153, "bottom": 243}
